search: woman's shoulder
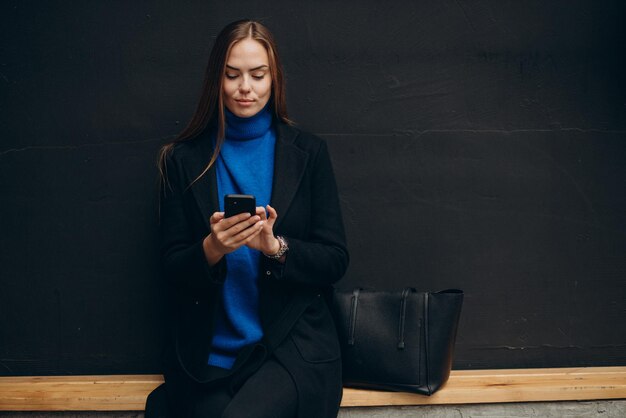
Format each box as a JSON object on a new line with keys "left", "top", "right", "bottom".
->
{"left": 275, "top": 122, "right": 327, "bottom": 153}
{"left": 163, "top": 132, "right": 213, "bottom": 163}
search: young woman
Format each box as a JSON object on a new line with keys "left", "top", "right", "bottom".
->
{"left": 150, "top": 19, "right": 349, "bottom": 417}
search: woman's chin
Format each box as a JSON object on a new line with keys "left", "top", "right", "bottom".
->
{"left": 226, "top": 101, "right": 268, "bottom": 118}
{"left": 232, "top": 109, "right": 258, "bottom": 118}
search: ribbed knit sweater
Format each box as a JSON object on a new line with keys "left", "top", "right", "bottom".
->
{"left": 208, "top": 106, "right": 275, "bottom": 369}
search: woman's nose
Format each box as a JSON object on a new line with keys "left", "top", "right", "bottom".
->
{"left": 239, "top": 77, "right": 251, "bottom": 93}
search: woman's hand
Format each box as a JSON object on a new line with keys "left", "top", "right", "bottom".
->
{"left": 202, "top": 211, "right": 264, "bottom": 265}
{"left": 245, "top": 205, "right": 280, "bottom": 255}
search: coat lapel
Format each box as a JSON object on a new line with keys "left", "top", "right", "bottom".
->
{"left": 271, "top": 124, "right": 309, "bottom": 231}
{"left": 182, "top": 136, "right": 219, "bottom": 232}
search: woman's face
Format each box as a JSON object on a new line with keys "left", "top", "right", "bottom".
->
{"left": 223, "top": 38, "right": 272, "bottom": 118}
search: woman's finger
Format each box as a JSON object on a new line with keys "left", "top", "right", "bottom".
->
{"left": 266, "top": 205, "right": 278, "bottom": 226}
{"left": 214, "top": 212, "right": 252, "bottom": 232}
{"left": 255, "top": 206, "right": 268, "bottom": 220}
{"left": 210, "top": 211, "right": 225, "bottom": 225}
{"left": 221, "top": 215, "right": 261, "bottom": 241}
{"left": 229, "top": 220, "right": 264, "bottom": 246}
{"left": 225, "top": 215, "right": 261, "bottom": 236}
{"left": 241, "top": 224, "right": 265, "bottom": 246}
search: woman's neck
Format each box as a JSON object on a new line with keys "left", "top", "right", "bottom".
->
{"left": 225, "top": 105, "right": 272, "bottom": 140}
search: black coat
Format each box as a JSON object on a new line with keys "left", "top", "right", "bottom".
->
{"left": 159, "top": 122, "right": 349, "bottom": 418}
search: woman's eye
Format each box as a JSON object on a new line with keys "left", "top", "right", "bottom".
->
{"left": 225, "top": 74, "right": 238, "bottom": 79}
{"left": 252, "top": 74, "right": 265, "bottom": 80}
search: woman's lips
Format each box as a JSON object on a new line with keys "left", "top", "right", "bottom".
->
{"left": 236, "top": 99, "right": 255, "bottom": 106}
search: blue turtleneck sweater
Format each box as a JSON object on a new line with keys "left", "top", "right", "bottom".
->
{"left": 208, "top": 106, "right": 276, "bottom": 369}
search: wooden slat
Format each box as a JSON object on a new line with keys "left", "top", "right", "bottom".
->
{"left": 0, "top": 367, "right": 625, "bottom": 411}
{"left": 0, "top": 375, "right": 163, "bottom": 411}
{"left": 341, "top": 366, "right": 626, "bottom": 406}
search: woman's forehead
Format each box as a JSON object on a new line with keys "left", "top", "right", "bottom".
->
{"left": 227, "top": 38, "right": 269, "bottom": 68}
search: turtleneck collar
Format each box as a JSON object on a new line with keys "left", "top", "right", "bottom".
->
{"left": 225, "top": 105, "right": 273, "bottom": 141}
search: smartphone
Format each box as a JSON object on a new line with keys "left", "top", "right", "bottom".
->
{"left": 224, "top": 194, "right": 256, "bottom": 218}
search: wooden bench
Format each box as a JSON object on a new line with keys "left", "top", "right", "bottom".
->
{"left": 1, "top": 367, "right": 625, "bottom": 411}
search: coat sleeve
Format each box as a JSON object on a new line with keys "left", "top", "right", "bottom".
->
{"left": 159, "top": 150, "right": 226, "bottom": 290}
{"left": 262, "top": 139, "right": 349, "bottom": 287}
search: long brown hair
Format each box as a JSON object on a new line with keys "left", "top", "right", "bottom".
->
{"left": 158, "top": 19, "right": 292, "bottom": 189}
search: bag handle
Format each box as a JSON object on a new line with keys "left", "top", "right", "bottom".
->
{"left": 347, "top": 288, "right": 361, "bottom": 346}
{"left": 398, "top": 287, "right": 417, "bottom": 349}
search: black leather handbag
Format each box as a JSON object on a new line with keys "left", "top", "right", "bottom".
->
{"left": 332, "top": 288, "right": 463, "bottom": 395}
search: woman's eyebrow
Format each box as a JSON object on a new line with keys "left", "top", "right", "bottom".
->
{"left": 225, "top": 64, "right": 269, "bottom": 71}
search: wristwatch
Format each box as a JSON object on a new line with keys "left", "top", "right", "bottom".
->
{"left": 264, "top": 235, "right": 288, "bottom": 260}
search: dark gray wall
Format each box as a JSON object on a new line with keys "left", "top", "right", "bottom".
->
{"left": 1, "top": 0, "right": 625, "bottom": 375}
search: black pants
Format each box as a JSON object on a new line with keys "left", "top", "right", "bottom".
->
{"left": 147, "top": 357, "right": 298, "bottom": 418}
